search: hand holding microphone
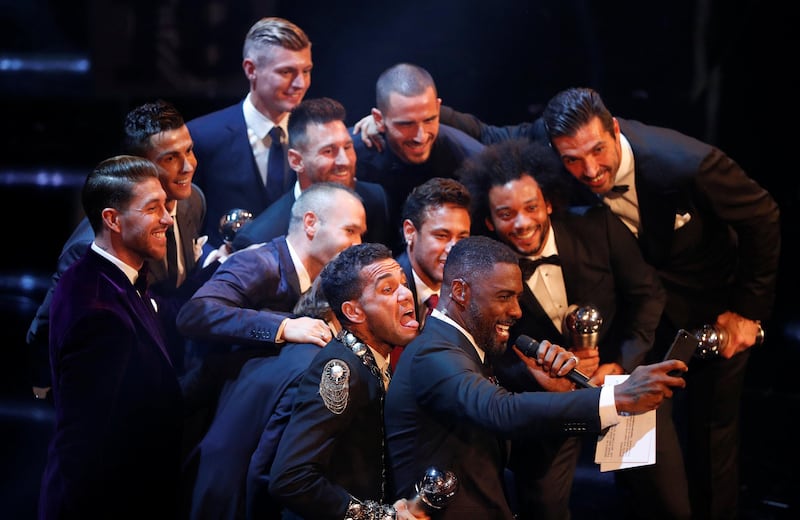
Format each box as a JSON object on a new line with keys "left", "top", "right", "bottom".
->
{"left": 514, "top": 335, "right": 597, "bottom": 389}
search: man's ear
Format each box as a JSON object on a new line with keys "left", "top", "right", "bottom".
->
{"left": 288, "top": 148, "right": 303, "bottom": 173}
{"left": 242, "top": 58, "right": 256, "bottom": 80}
{"left": 485, "top": 216, "right": 495, "bottom": 232}
{"left": 451, "top": 278, "right": 470, "bottom": 306}
{"left": 303, "top": 211, "right": 318, "bottom": 239}
{"left": 102, "top": 208, "right": 121, "bottom": 233}
{"left": 341, "top": 300, "right": 365, "bottom": 324}
{"left": 402, "top": 219, "right": 416, "bottom": 248}
{"left": 372, "top": 108, "right": 385, "bottom": 132}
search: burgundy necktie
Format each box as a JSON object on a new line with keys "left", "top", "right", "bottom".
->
{"left": 425, "top": 293, "right": 439, "bottom": 315}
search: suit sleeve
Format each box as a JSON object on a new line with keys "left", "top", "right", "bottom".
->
{"left": 268, "top": 357, "right": 365, "bottom": 519}
{"left": 695, "top": 148, "right": 780, "bottom": 320}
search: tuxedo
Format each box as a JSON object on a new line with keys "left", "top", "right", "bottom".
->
{"left": 40, "top": 249, "right": 183, "bottom": 519}
{"left": 188, "top": 101, "right": 294, "bottom": 247}
{"left": 385, "top": 316, "right": 602, "bottom": 519}
{"left": 492, "top": 206, "right": 689, "bottom": 520}
{"left": 231, "top": 180, "right": 391, "bottom": 251}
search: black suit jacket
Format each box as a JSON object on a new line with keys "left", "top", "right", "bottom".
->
{"left": 616, "top": 118, "right": 780, "bottom": 328}
{"left": 188, "top": 101, "right": 294, "bottom": 247}
{"left": 269, "top": 339, "right": 388, "bottom": 519}
{"left": 231, "top": 181, "right": 391, "bottom": 251}
{"left": 496, "top": 205, "right": 665, "bottom": 392}
{"left": 385, "top": 316, "right": 602, "bottom": 519}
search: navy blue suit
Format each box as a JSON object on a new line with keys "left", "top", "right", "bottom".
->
{"left": 231, "top": 180, "right": 391, "bottom": 251}
{"left": 269, "top": 338, "right": 389, "bottom": 520}
{"left": 183, "top": 341, "right": 319, "bottom": 520}
{"left": 40, "top": 249, "right": 183, "bottom": 519}
{"left": 385, "top": 316, "right": 602, "bottom": 519}
{"left": 353, "top": 124, "right": 483, "bottom": 252}
{"left": 187, "top": 101, "right": 294, "bottom": 247}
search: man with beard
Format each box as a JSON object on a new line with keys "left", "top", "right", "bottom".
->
{"left": 384, "top": 235, "right": 688, "bottom": 518}
{"left": 268, "top": 243, "right": 429, "bottom": 520}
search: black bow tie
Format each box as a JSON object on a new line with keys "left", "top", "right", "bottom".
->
{"left": 519, "top": 255, "right": 561, "bottom": 280}
{"left": 610, "top": 184, "right": 629, "bottom": 194}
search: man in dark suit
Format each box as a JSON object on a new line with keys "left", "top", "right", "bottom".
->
{"left": 187, "top": 17, "right": 312, "bottom": 247}
{"left": 391, "top": 177, "right": 471, "bottom": 370}
{"left": 40, "top": 155, "right": 183, "bottom": 519}
{"left": 351, "top": 63, "right": 484, "bottom": 252}
{"left": 457, "top": 140, "right": 689, "bottom": 519}
{"left": 269, "top": 243, "right": 427, "bottom": 520}
{"left": 176, "top": 182, "right": 365, "bottom": 352}
{"left": 184, "top": 277, "right": 336, "bottom": 520}
{"left": 232, "top": 97, "right": 390, "bottom": 250}
{"left": 385, "top": 235, "right": 688, "bottom": 519}
{"left": 27, "top": 99, "right": 218, "bottom": 399}
{"left": 541, "top": 87, "right": 780, "bottom": 519}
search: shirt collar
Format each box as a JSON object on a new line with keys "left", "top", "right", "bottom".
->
{"left": 527, "top": 225, "right": 558, "bottom": 260}
{"left": 430, "top": 309, "right": 487, "bottom": 363}
{"left": 411, "top": 267, "right": 437, "bottom": 305}
{"left": 615, "top": 132, "right": 635, "bottom": 188}
{"left": 243, "top": 92, "right": 287, "bottom": 140}
{"left": 286, "top": 239, "right": 311, "bottom": 293}
{"left": 91, "top": 242, "right": 139, "bottom": 286}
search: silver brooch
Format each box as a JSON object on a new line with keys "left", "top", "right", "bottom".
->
{"left": 320, "top": 359, "right": 350, "bottom": 414}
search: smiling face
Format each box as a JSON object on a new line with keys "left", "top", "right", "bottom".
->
{"left": 459, "top": 261, "right": 523, "bottom": 356}
{"left": 551, "top": 116, "right": 623, "bottom": 195}
{"left": 375, "top": 86, "right": 441, "bottom": 165}
{"left": 347, "top": 258, "right": 419, "bottom": 352}
{"left": 115, "top": 176, "right": 174, "bottom": 267}
{"left": 485, "top": 175, "right": 552, "bottom": 256}
{"left": 404, "top": 203, "right": 471, "bottom": 290}
{"left": 146, "top": 125, "right": 197, "bottom": 202}
{"left": 290, "top": 120, "right": 357, "bottom": 189}
{"left": 246, "top": 44, "right": 313, "bottom": 122}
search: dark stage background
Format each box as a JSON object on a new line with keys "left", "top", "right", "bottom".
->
{"left": 1, "top": 1, "right": 796, "bottom": 518}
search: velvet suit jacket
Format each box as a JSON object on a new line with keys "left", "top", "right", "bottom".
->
{"left": 184, "top": 341, "right": 320, "bottom": 520}
{"left": 231, "top": 180, "right": 391, "bottom": 251}
{"left": 176, "top": 235, "right": 301, "bottom": 349}
{"left": 385, "top": 316, "right": 602, "bottom": 519}
{"left": 28, "top": 186, "right": 210, "bottom": 382}
{"left": 269, "top": 339, "right": 388, "bottom": 520}
{"left": 40, "top": 249, "right": 183, "bottom": 519}
{"left": 495, "top": 205, "right": 666, "bottom": 392}
{"left": 187, "top": 101, "right": 294, "bottom": 247}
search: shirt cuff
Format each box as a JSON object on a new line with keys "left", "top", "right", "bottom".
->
{"left": 599, "top": 383, "right": 621, "bottom": 430}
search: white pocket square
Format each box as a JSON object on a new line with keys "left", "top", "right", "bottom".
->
{"left": 193, "top": 235, "right": 209, "bottom": 262}
{"left": 673, "top": 213, "right": 691, "bottom": 230}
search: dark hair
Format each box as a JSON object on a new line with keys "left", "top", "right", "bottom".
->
{"left": 82, "top": 155, "right": 160, "bottom": 234}
{"left": 122, "top": 99, "right": 185, "bottom": 157}
{"left": 443, "top": 235, "right": 518, "bottom": 286}
{"left": 375, "top": 63, "right": 436, "bottom": 113}
{"left": 293, "top": 276, "right": 333, "bottom": 321}
{"left": 541, "top": 87, "right": 615, "bottom": 139}
{"left": 320, "top": 243, "right": 393, "bottom": 325}
{"left": 287, "top": 97, "right": 347, "bottom": 150}
{"left": 401, "top": 177, "right": 471, "bottom": 231}
{"left": 456, "top": 139, "right": 570, "bottom": 236}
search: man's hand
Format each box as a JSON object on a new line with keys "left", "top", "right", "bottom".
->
{"left": 397, "top": 497, "right": 431, "bottom": 519}
{"left": 281, "top": 316, "right": 332, "bottom": 347}
{"left": 572, "top": 347, "right": 600, "bottom": 378}
{"left": 715, "top": 311, "right": 764, "bottom": 358}
{"left": 613, "top": 360, "right": 687, "bottom": 415}
{"left": 589, "top": 362, "right": 625, "bottom": 387}
{"left": 512, "top": 342, "right": 579, "bottom": 392}
{"left": 352, "top": 113, "right": 385, "bottom": 152}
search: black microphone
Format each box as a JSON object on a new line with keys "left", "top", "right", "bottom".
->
{"left": 514, "top": 335, "right": 597, "bottom": 389}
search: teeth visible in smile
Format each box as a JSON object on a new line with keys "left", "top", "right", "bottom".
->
{"left": 497, "top": 324, "right": 509, "bottom": 333}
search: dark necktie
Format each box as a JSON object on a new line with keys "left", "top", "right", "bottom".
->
{"left": 266, "top": 126, "right": 286, "bottom": 203}
{"left": 519, "top": 254, "right": 561, "bottom": 280}
{"left": 166, "top": 224, "right": 178, "bottom": 288}
{"left": 484, "top": 359, "right": 498, "bottom": 385}
{"left": 424, "top": 293, "right": 439, "bottom": 315}
{"left": 610, "top": 184, "right": 629, "bottom": 193}
{"left": 135, "top": 265, "right": 149, "bottom": 296}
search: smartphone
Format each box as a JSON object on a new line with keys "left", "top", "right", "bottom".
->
{"left": 663, "top": 329, "right": 700, "bottom": 375}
